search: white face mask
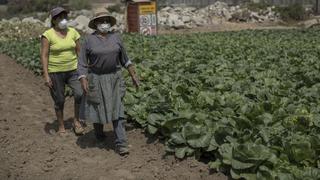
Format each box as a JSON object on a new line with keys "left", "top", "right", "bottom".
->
{"left": 58, "top": 19, "right": 68, "bottom": 29}
{"left": 97, "top": 23, "right": 112, "bottom": 33}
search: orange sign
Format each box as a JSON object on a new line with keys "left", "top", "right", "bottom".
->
{"left": 139, "top": 2, "right": 156, "bottom": 15}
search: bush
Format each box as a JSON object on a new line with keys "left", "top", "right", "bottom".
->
{"left": 275, "top": 3, "right": 307, "bottom": 21}
{"left": 0, "top": 22, "right": 46, "bottom": 41}
{"left": 7, "top": 0, "right": 31, "bottom": 14}
{"left": 106, "top": 4, "right": 123, "bottom": 13}
{"left": 7, "top": 0, "right": 68, "bottom": 14}
{"left": 7, "top": 0, "right": 90, "bottom": 14}
{"left": 0, "top": 5, "right": 7, "bottom": 18}
{"left": 68, "top": 0, "right": 91, "bottom": 10}
{"left": 247, "top": 1, "right": 271, "bottom": 11}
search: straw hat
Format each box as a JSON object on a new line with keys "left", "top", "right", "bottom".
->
{"left": 88, "top": 12, "right": 117, "bottom": 29}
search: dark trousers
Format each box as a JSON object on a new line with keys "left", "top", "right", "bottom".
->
{"left": 49, "top": 70, "right": 83, "bottom": 110}
{"left": 93, "top": 119, "right": 127, "bottom": 148}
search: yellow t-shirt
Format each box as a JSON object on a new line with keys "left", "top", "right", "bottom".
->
{"left": 42, "top": 27, "right": 81, "bottom": 73}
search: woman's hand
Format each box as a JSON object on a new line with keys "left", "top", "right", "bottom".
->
{"left": 80, "top": 77, "right": 89, "bottom": 95}
{"left": 127, "top": 65, "right": 140, "bottom": 88}
{"left": 131, "top": 75, "right": 140, "bottom": 88}
{"left": 44, "top": 75, "right": 53, "bottom": 88}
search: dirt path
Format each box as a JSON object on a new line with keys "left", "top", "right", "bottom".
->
{"left": 0, "top": 54, "right": 227, "bottom": 180}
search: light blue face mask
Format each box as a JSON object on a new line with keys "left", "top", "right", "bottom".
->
{"left": 97, "top": 23, "right": 112, "bottom": 33}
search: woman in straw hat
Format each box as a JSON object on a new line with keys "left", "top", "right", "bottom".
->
{"left": 78, "top": 12, "right": 139, "bottom": 155}
{"left": 41, "top": 7, "right": 85, "bottom": 136}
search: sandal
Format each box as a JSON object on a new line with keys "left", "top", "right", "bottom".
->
{"left": 57, "top": 129, "right": 67, "bottom": 137}
{"left": 117, "top": 146, "right": 129, "bottom": 156}
{"left": 72, "top": 123, "right": 85, "bottom": 135}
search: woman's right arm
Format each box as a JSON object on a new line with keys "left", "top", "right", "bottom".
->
{"left": 40, "top": 37, "right": 52, "bottom": 88}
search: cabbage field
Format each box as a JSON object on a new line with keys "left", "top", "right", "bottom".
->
{"left": 1, "top": 23, "right": 320, "bottom": 179}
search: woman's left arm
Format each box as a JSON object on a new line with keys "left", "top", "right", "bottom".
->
{"left": 117, "top": 34, "right": 140, "bottom": 88}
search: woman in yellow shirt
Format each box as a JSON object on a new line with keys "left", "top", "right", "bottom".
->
{"left": 40, "top": 7, "right": 84, "bottom": 135}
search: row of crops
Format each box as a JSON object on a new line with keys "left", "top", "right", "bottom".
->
{"left": 1, "top": 22, "right": 320, "bottom": 179}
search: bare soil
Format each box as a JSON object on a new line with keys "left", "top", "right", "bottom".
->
{"left": 0, "top": 54, "right": 228, "bottom": 180}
